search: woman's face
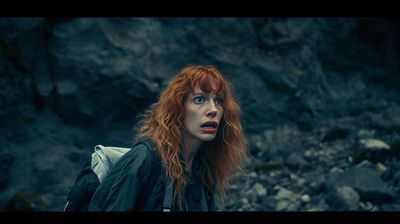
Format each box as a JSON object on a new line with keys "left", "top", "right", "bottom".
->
{"left": 182, "top": 87, "right": 224, "bottom": 142}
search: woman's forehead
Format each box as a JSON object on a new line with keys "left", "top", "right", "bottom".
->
{"left": 192, "top": 86, "right": 221, "bottom": 95}
{"left": 193, "top": 80, "right": 222, "bottom": 92}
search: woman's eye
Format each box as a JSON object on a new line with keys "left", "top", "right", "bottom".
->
{"left": 214, "top": 97, "right": 224, "bottom": 106}
{"left": 194, "top": 96, "right": 205, "bottom": 104}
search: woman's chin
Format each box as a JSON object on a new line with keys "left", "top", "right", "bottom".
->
{"left": 199, "top": 134, "right": 217, "bottom": 142}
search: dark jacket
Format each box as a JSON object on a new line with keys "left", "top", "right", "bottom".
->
{"left": 88, "top": 141, "right": 216, "bottom": 211}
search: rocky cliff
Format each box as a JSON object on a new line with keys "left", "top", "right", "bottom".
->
{"left": 0, "top": 18, "right": 399, "bottom": 211}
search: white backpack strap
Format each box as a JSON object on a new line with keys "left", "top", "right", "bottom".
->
{"left": 91, "top": 145, "right": 131, "bottom": 183}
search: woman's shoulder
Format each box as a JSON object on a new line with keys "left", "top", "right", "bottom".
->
{"left": 120, "top": 139, "right": 159, "bottom": 165}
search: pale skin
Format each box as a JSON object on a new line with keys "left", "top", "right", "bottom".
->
{"left": 181, "top": 87, "right": 224, "bottom": 172}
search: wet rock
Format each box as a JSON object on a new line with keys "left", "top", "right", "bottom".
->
{"left": 330, "top": 186, "right": 360, "bottom": 210}
{"left": 275, "top": 199, "right": 302, "bottom": 211}
{"left": 389, "top": 140, "right": 400, "bottom": 159}
{"left": 295, "top": 177, "right": 306, "bottom": 187}
{"left": 273, "top": 187, "right": 302, "bottom": 211}
{"left": 301, "top": 194, "right": 310, "bottom": 203}
{"left": 306, "top": 198, "right": 330, "bottom": 211}
{"left": 360, "top": 139, "right": 391, "bottom": 150}
{"left": 355, "top": 160, "right": 388, "bottom": 175}
{"left": 352, "top": 139, "right": 392, "bottom": 163}
{"left": 357, "top": 129, "right": 375, "bottom": 139}
{"left": 359, "top": 201, "right": 379, "bottom": 211}
{"left": 369, "top": 103, "right": 400, "bottom": 131}
{"left": 356, "top": 160, "right": 374, "bottom": 169}
{"left": 247, "top": 134, "right": 266, "bottom": 155}
{"left": 380, "top": 200, "right": 400, "bottom": 211}
{"left": 2, "top": 190, "right": 48, "bottom": 211}
{"left": 253, "top": 182, "right": 268, "bottom": 197}
{"left": 31, "top": 145, "right": 80, "bottom": 187}
{"left": 285, "top": 152, "right": 308, "bottom": 169}
{"left": 308, "top": 176, "right": 326, "bottom": 194}
{"left": 254, "top": 161, "right": 285, "bottom": 174}
{"left": 0, "top": 152, "right": 14, "bottom": 190}
{"left": 375, "top": 163, "right": 387, "bottom": 174}
{"left": 322, "top": 126, "right": 350, "bottom": 142}
{"left": 329, "top": 167, "right": 345, "bottom": 178}
{"left": 275, "top": 187, "right": 296, "bottom": 201}
{"left": 326, "top": 166, "right": 396, "bottom": 204}
{"left": 261, "top": 196, "right": 276, "bottom": 210}
{"left": 244, "top": 189, "right": 258, "bottom": 204}
{"left": 392, "top": 171, "right": 400, "bottom": 186}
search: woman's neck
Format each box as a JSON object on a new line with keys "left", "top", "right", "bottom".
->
{"left": 181, "top": 132, "right": 202, "bottom": 172}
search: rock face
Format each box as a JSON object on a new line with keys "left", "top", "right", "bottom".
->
{"left": 1, "top": 18, "right": 400, "bottom": 211}
{"left": 326, "top": 167, "right": 396, "bottom": 204}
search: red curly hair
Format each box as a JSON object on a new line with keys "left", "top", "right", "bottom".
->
{"left": 136, "top": 65, "right": 248, "bottom": 209}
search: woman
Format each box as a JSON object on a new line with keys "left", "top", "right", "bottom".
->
{"left": 88, "top": 65, "right": 248, "bottom": 211}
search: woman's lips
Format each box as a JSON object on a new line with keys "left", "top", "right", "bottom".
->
{"left": 200, "top": 121, "right": 218, "bottom": 133}
{"left": 201, "top": 127, "right": 217, "bottom": 133}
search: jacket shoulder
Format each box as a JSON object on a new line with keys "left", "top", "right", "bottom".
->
{"left": 88, "top": 140, "right": 160, "bottom": 211}
{"left": 123, "top": 139, "right": 158, "bottom": 164}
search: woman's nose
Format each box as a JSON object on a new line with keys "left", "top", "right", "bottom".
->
{"left": 206, "top": 102, "right": 218, "bottom": 117}
{"left": 206, "top": 110, "right": 217, "bottom": 117}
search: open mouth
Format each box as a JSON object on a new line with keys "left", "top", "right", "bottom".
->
{"left": 200, "top": 121, "right": 218, "bottom": 132}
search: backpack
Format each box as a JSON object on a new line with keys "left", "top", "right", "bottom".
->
{"left": 63, "top": 140, "right": 173, "bottom": 212}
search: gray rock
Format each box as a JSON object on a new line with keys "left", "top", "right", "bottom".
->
{"left": 244, "top": 189, "right": 258, "bottom": 204}
{"left": 392, "top": 171, "right": 400, "bottom": 185}
{"left": 285, "top": 152, "right": 308, "bottom": 169}
{"left": 0, "top": 152, "right": 14, "bottom": 189}
{"left": 359, "top": 201, "right": 379, "bottom": 211}
{"left": 306, "top": 198, "right": 330, "bottom": 211}
{"left": 286, "top": 201, "right": 302, "bottom": 211}
{"left": 380, "top": 202, "right": 400, "bottom": 211}
{"left": 356, "top": 160, "right": 374, "bottom": 169}
{"left": 276, "top": 200, "right": 290, "bottom": 211}
{"left": 357, "top": 129, "right": 375, "bottom": 139}
{"left": 352, "top": 139, "right": 393, "bottom": 164}
{"left": 331, "top": 186, "right": 360, "bottom": 210}
{"left": 359, "top": 139, "right": 390, "bottom": 150}
{"left": 2, "top": 190, "right": 49, "bottom": 211}
{"left": 375, "top": 163, "right": 387, "bottom": 174}
{"left": 326, "top": 166, "right": 396, "bottom": 204}
{"left": 275, "top": 187, "right": 296, "bottom": 201}
{"left": 329, "top": 167, "right": 345, "bottom": 178}
{"left": 253, "top": 182, "right": 268, "bottom": 197}
{"left": 369, "top": 103, "right": 400, "bottom": 131}
{"left": 309, "top": 175, "right": 326, "bottom": 194}
{"left": 57, "top": 81, "right": 78, "bottom": 95}
{"left": 301, "top": 194, "right": 311, "bottom": 203}
{"left": 261, "top": 196, "right": 276, "bottom": 210}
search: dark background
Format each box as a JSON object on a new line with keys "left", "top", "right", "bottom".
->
{"left": 0, "top": 17, "right": 400, "bottom": 211}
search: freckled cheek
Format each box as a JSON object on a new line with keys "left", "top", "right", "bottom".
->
{"left": 185, "top": 107, "right": 200, "bottom": 126}
{"left": 188, "top": 111, "right": 197, "bottom": 121}
{"left": 218, "top": 109, "right": 224, "bottom": 121}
